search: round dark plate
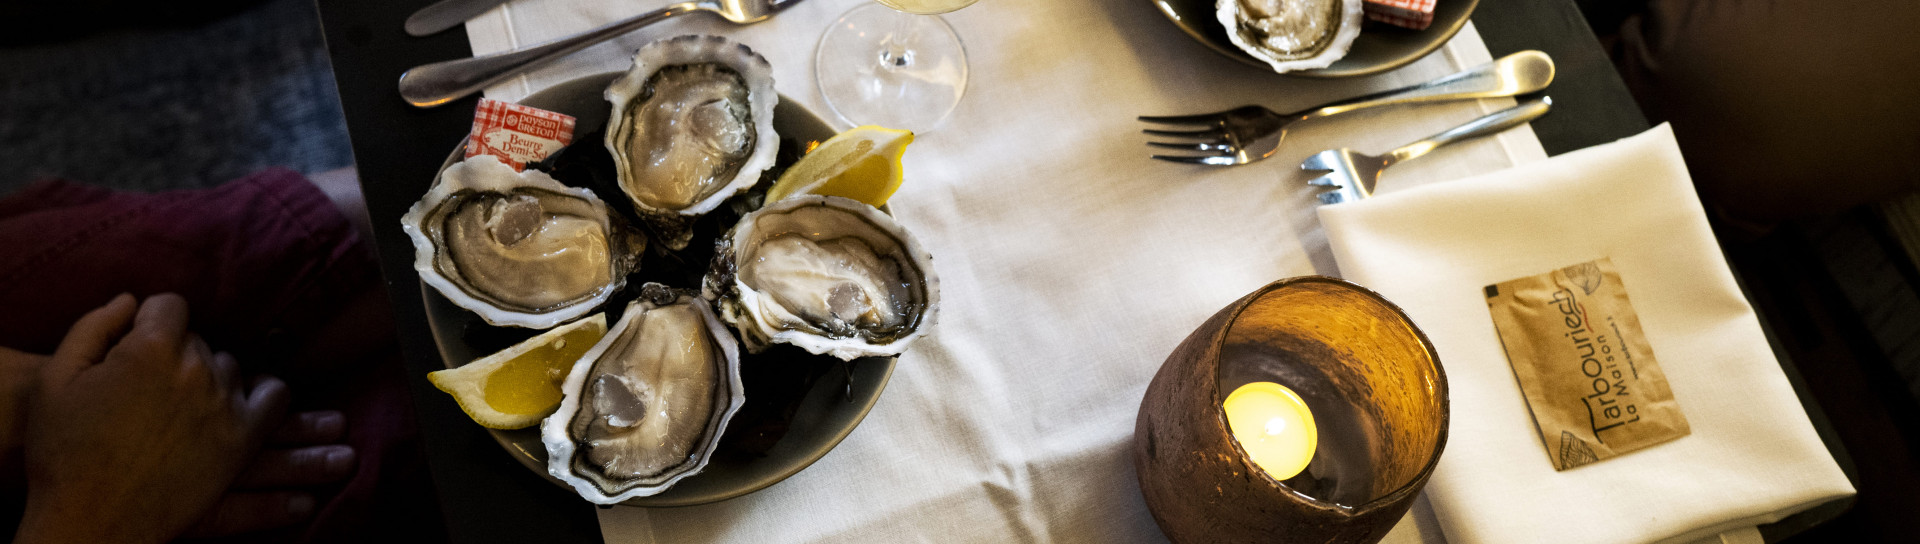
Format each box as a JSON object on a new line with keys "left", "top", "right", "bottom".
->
{"left": 421, "top": 73, "right": 895, "bottom": 507}
{"left": 1151, "top": 0, "right": 1479, "bottom": 78}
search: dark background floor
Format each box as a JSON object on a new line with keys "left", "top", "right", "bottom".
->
{"left": 1, "top": 0, "right": 1916, "bottom": 542}
{"left": 0, "top": 0, "right": 351, "bottom": 193}
{"left": 1725, "top": 213, "right": 1920, "bottom": 542}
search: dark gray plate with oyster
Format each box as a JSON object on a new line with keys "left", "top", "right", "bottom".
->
{"left": 1153, "top": 0, "right": 1479, "bottom": 77}
{"left": 421, "top": 72, "right": 895, "bottom": 507}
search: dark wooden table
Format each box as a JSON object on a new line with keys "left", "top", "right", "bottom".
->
{"left": 313, "top": 3, "right": 607, "bottom": 543}
{"left": 311, "top": 0, "right": 1842, "bottom": 541}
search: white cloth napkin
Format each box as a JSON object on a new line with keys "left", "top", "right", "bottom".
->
{"left": 1318, "top": 124, "right": 1855, "bottom": 544}
{"left": 463, "top": 1, "right": 1546, "bottom": 541}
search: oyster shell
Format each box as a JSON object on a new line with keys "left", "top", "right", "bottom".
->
{"left": 543, "top": 283, "right": 744, "bottom": 504}
{"left": 605, "top": 35, "right": 779, "bottom": 251}
{"left": 1217, "top": 0, "right": 1362, "bottom": 73}
{"left": 403, "top": 155, "right": 637, "bottom": 329}
{"left": 705, "top": 195, "right": 939, "bottom": 361}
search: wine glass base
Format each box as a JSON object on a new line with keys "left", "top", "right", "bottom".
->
{"left": 815, "top": 3, "right": 969, "bottom": 134}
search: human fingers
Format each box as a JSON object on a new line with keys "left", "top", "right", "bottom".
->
{"left": 270, "top": 410, "right": 347, "bottom": 445}
{"left": 180, "top": 491, "right": 316, "bottom": 538}
{"left": 239, "top": 375, "right": 291, "bottom": 444}
{"left": 0, "top": 346, "right": 47, "bottom": 460}
{"left": 166, "top": 333, "right": 221, "bottom": 398}
{"left": 105, "top": 293, "right": 193, "bottom": 372}
{"left": 231, "top": 445, "right": 356, "bottom": 488}
{"left": 207, "top": 349, "right": 240, "bottom": 397}
{"left": 43, "top": 293, "right": 137, "bottom": 386}
{"left": 0, "top": 345, "right": 50, "bottom": 367}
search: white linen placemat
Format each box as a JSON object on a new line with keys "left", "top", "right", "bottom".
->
{"left": 1318, "top": 124, "right": 1854, "bottom": 544}
{"left": 464, "top": 1, "right": 1544, "bottom": 541}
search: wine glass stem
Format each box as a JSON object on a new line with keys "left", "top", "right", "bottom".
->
{"left": 881, "top": 13, "right": 916, "bottom": 70}
{"left": 815, "top": 3, "right": 968, "bottom": 133}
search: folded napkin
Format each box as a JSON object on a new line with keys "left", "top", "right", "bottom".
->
{"left": 1319, "top": 124, "right": 1854, "bottom": 544}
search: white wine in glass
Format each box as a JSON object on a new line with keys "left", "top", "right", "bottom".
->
{"left": 873, "top": 0, "right": 978, "bottom": 14}
{"left": 815, "top": 0, "right": 979, "bottom": 133}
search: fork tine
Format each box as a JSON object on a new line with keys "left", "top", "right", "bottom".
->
{"left": 1137, "top": 113, "right": 1225, "bottom": 125}
{"left": 1299, "top": 149, "right": 1342, "bottom": 172}
{"left": 1152, "top": 154, "right": 1242, "bottom": 166}
{"left": 1317, "top": 191, "right": 1349, "bottom": 205}
{"left": 1142, "top": 128, "right": 1227, "bottom": 141}
{"left": 768, "top": 0, "right": 810, "bottom": 13}
{"left": 1146, "top": 141, "right": 1232, "bottom": 152}
{"left": 1306, "top": 174, "right": 1345, "bottom": 187}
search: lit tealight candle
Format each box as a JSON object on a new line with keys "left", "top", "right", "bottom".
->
{"left": 1223, "top": 381, "right": 1318, "bottom": 480}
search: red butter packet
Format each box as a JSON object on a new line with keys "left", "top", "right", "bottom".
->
{"left": 1364, "top": 0, "right": 1435, "bottom": 30}
{"left": 465, "top": 98, "right": 577, "bottom": 171}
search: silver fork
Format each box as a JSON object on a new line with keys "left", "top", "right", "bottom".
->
{"left": 1140, "top": 50, "right": 1554, "bottom": 166}
{"left": 1305, "top": 97, "right": 1552, "bottom": 205}
{"left": 398, "top": 0, "right": 807, "bottom": 108}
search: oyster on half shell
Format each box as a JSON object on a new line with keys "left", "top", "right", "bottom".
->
{"left": 1218, "top": 0, "right": 1363, "bottom": 73}
{"left": 403, "top": 155, "right": 638, "bottom": 329}
{"left": 542, "top": 283, "right": 744, "bottom": 504}
{"left": 605, "top": 35, "right": 779, "bottom": 251}
{"left": 705, "top": 195, "right": 939, "bottom": 361}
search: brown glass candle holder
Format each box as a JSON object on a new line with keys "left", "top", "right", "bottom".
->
{"left": 1133, "top": 276, "right": 1448, "bottom": 544}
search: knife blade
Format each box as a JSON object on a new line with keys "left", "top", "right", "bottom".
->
{"left": 405, "top": 0, "right": 516, "bottom": 37}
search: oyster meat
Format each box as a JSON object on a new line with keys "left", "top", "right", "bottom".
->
{"left": 543, "top": 283, "right": 744, "bottom": 504}
{"left": 605, "top": 35, "right": 779, "bottom": 251}
{"left": 403, "top": 155, "right": 636, "bottom": 329}
{"left": 706, "top": 195, "right": 938, "bottom": 361}
{"left": 1218, "top": 0, "right": 1362, "bottom": 73}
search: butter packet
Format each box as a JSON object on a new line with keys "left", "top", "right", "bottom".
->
{"left": 465, "top": 98, "right": 576, "bottom": 171}
{"left": 1485, "top": 258, "right": 1689, "bottom": 470}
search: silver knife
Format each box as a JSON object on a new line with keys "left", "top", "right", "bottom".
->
{"left": 405, "top": 0, "right": 516, "bottom": 37}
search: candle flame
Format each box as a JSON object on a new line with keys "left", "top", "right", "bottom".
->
{"left": 1223, "top": 381, "right": 1318, "bottom": 481}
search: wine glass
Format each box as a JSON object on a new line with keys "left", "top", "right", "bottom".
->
{"left": 814, "top": 0, "right": 979, "bottom": 134}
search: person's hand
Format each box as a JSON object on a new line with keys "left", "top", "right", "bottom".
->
{"left": 0, "top": 345, "right": 48, "bottom": 488}
{"left": 13, "top": 293, "right": 289, "bottom": 544}
{"left": 183, "top": 410, "right": 357, "bottom": 538}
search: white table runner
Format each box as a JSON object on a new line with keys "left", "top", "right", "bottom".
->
{"left": 466, "top": 1, "right": 1544, "bottom": 541}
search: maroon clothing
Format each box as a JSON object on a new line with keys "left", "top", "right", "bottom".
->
{"left": 0, "top": 170, "right": 443, "bottom": 542}
{"left": 1609, "top": 0, "right": 1920, "bottom": 222}
{"left": 0, "top": 169, "right": 366, "bottom": 359}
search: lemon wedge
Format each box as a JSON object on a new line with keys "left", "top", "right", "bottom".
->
{"left": 427, "top": 314, "right": 608, "bottom": 429}
{"left": 765, "top": 125, "right": 914, "bottom": 207}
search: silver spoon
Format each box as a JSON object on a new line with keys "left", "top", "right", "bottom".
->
{"left": 398, "top": 0, "right": 808, "bottom": 108}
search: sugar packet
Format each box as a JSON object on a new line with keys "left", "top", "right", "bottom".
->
{"left": 1485, "top": 257, "right": 1690, "bottom": 470}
